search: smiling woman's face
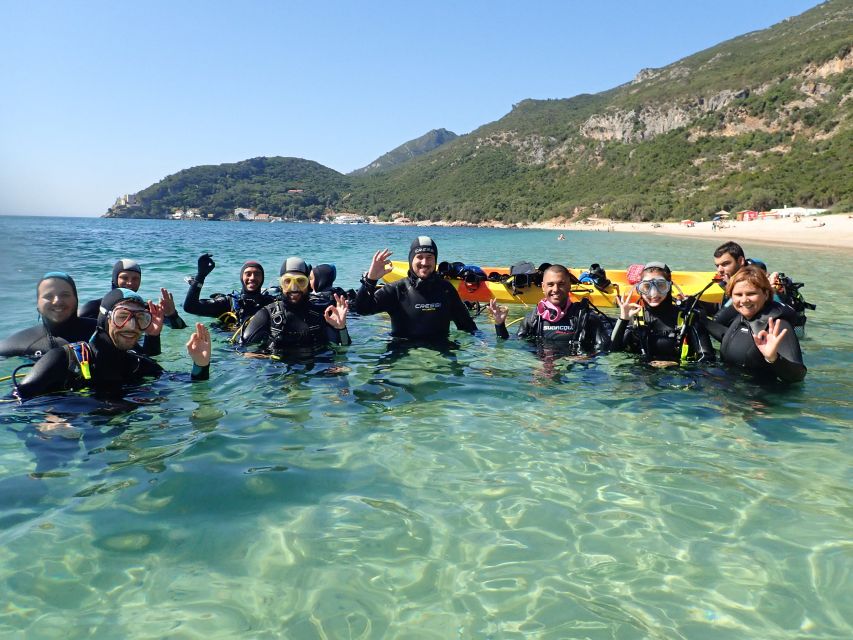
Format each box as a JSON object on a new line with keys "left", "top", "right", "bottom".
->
{"left": 730, "top": 280, "right": 769, "bottom": 320}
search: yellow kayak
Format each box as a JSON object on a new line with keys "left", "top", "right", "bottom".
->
{"left": 382, "top": 262, "right": 723, "bottom": 307}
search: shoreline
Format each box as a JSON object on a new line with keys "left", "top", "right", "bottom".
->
{"left": 98, "top": 211, "right": 853, "bottom": 250}
{"left": 540, "top": 213, "right": 853, "bottom": 250}
{"left": 400, "top": 213, "right": 853, "bottom": 250}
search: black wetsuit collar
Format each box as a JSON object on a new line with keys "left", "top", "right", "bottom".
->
{"left": 643, "top": 296, "right": 678, "bottom": 326}
{"left": 407, "top": 270, "right": 440, "bottom": 288}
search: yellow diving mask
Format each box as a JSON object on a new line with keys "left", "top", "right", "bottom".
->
{"left": 281, "top": 274, "right": 310, "bottom": 292}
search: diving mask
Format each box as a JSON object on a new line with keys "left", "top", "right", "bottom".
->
{"left": 281, "top": 274, "right": 310, "bottom": 292}
{"left": 109, "top": 307, "right": 153, "bottom": 330}
{"left": 636, "top": 278, "right": 671, "bottom": 297}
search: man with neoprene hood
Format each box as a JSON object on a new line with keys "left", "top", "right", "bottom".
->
{"left": 183, "top": 253, "right": 274, "bottom": 328}
{"left": 239, "top": 257, "right": 351, "bottom": 355}
{"left": 0, "top": 272, "right": 96, "bottom": 359}
{"left": 79, "top": 258, "right": 186, "bottom": 330}
{"left": 355, "top": 236, "right": 477, "bottom": 340}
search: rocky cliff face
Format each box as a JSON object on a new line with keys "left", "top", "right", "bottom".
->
{"left": 579, "top": 50, "right": 852, "bottom": 145}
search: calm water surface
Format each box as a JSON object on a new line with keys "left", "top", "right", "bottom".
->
{"left": 0, "top": 217, "right": 851, "bottom": 639}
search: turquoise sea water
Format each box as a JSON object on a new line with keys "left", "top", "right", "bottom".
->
{"left": 0, "top": 216, "right": 851, "bottom": 639}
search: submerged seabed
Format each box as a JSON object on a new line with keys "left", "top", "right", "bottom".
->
{"left": 0, "top": 217, "right": 851, "bottom": 639}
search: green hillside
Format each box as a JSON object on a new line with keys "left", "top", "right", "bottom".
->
{"left": 349, "top": 128, "right": 458, "bottom": 177}
{"left": 109, "top": 157, "right": 354, "bottom": 220}
{"left": 109, "top": 0, "right": 853, "bottom": 223}
{"left": 347, "top": 0, "right": 853, "bottom": 222}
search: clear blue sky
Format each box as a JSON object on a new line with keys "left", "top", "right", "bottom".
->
{"left": 0, "top": 0, "right": 822, "bottom": 216}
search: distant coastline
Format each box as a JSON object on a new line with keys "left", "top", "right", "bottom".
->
{"left": 97, "top": 208, "right": 853, "bottom": 251}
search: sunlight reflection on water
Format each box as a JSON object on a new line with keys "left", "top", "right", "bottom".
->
{"left": 0, "top": 217, "right": 850, "bottom": 638}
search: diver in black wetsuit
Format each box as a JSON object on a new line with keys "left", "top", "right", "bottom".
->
{"left": 240, "top": 257, "right": 350, "bottom": 355}
{"left": 708, "top": 241, "right": 809, "bottom": 331}
{"left": 183, "top": 254, "right": 275, "bottom": 329}
{"left": 705, "top": 266, "right": 806, "bottom": 383}
{"left": 488, "top": 264, "right": 612, "bottom": 354}
{"left": 79, "top": 259, "right": 187, "bottom": 330}
{"left": 0, "top": 272, "right": 96, "bottom": 359}
{"left": 355, "top": 236, "right": 477, "bottom": 341}
{"left": 309, "top": 263, "right": 353, "bottom": 306}
{"left": 13, "top": 288, "right": 211, "bottom": 400}
{"left": 611, "top": 262, "right": 715, "bottom": 365}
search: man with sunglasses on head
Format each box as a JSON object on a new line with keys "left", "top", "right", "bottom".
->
{"left": 239, "top": 257, "right": 350, "bottom": 355}
{"left": 488, "top": 264, "right": 612, "bottom": 354}
{"left": 183, "top": 254, "right": 275, "bottom": 329}
{"left": 14, "top": 288, "right": 211, "bottom": 400}
{"left": 611, "top": 262, "right": 715, "bottom": 366}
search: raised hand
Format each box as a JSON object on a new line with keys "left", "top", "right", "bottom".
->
{"left": 197, "top": 253, "right": 215, "bottom": 279}
{"left": 324, "top": 293, "right": 349, "bottom": 329}
{"left": 366, "top": 249, "right": 393, "bottom": 281}
{"left": 488, "top": 298, "right": 508, "bottom": 325}
{"left": 616, "top": 290, "right": 642, "bottom": 321}
{"left": 186, "top": 322, "right": 211, "bottom": 366}
{"left": 160, "top": 287, "right": 177, "bottom": 317}
{"left": 753, "top": 316, "right": 788, "bottom": 363}
{"left": 146, "top": 300, "right": 165, "bottom": 336}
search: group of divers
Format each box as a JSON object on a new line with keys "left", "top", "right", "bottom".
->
{"left": 0, "top": 235, "right": 811, "bottom": 402}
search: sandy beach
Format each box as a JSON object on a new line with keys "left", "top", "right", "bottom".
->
{"left": 541, "top": 213, "right": 853, "bottom": 250}
{"left": 398, "top": 212, "right": 852, "bottom": 250}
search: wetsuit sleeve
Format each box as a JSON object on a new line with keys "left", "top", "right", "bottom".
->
{"left": 136, "top": 355, "right": 165, "bottom": 379}
{"left": 703, "top": 317, "right": 727, "bottom": 342}
{"left": 767, "top": 319, "right": 806, "bottom": 382}
{"left": 610, "top": 318, "right": 630, "bottom": 352}
{"left": 191, "top": 363, "right": 210, "bottom": 381}
{"left": 688, "top": 322, "right": 716, "bottom": 363}
{"left": 165, "top": 312, "right": 188, "bottom": 330}
{"left": 183, "top": 279, "right": 231, "bottom": 318}
{"left": 713, "top": 303, "right": 739, "bottom": 327}
{"left": 0, "top": 326, "right": 50, "bottom": 358}
{"left": 494, "top": 322, "right": 510, "bottom": 340}
{"left": 239, "top": 307, "right": 272, "bottom": 346}
{"left": 325, "top": 324, "right": 351, "bottom": 346}
{"left": 14, "top": 347, "right": 70, "bottom": 399}
{"left": 515, "top": 313, "right": 538, "bottom": 340}
{"left": 446, "top": 284, "right": 477, "bottom": 334}
{"left": 354, "top": 278, "right": 397, "bottom": 315}
{"left": 586, "top": 313, "right": 613, "bottom": 353}
{"left": 141, "top": 334, "right": 161, "bottom": 357}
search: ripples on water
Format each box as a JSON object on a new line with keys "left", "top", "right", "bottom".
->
{"left": 0, "top": 217, "right": 851, "bottom": 638}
